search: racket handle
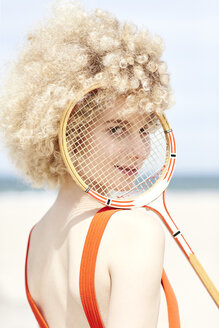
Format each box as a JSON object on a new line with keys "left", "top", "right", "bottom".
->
{"left": 189, "top": 253, "right": 219, "bottom": 307}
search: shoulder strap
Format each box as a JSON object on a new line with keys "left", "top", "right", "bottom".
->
{"left": 79, "top": 207, "right": 120, "bottom": 327}
{"left": 79, "top": 207, "right": 180, "bottom": 328}
{"left": 162, "top": 269, "right": 181, "bottom": 328}
{"left": 25, "top": 225, "right": 49, "bottom": 328}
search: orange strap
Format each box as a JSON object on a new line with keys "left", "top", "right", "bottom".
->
{"left": 79, "top": 207, "right": 120, "bottom": 327}
{"left": 25, "top": 225, "right": 49, "bottom": 328}
{"left": 161, "top": 269, "right": 181, "bottom": 328}
{"left": 79, "top": 206, "right": 181, "bottom": 328}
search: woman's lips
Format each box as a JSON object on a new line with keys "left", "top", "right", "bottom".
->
{"left": 115, "top": 165, "right": 138, "bottom": 176}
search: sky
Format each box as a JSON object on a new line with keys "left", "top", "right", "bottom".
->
{"left": 0, "top": 0, "right": 219, "bottom": 177}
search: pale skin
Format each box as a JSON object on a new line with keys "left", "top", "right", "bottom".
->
{"left": 75, "top": 100, "right": 152, "bottom": 195}
{"left": 26, "top": 106, "right": 166, "bottom": 328}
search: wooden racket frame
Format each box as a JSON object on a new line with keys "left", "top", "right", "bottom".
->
{"left": 59, "top": 84, "right": 219, "bottom": 308}
{"left": 59, "top": 84, "right": 176, "bottom": 208}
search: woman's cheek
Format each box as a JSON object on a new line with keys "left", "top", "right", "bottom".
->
{"left": 105, "top": 141, "right": 123, "bottom": 158}
{"left": 145, "top": 136, "right": 151, "bottom": 157}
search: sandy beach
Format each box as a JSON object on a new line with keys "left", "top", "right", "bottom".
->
{"left": 0, "top": 190, "right": 218, "bottom": 327}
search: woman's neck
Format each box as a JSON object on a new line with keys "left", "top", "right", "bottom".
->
{"left": 56, "top": 176, "right": 103, "bottom": 216}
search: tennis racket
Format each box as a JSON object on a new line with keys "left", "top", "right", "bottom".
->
{"left": 59, "top": 84, "right": 219, "bottom": 307}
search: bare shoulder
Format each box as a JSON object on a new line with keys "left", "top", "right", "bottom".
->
{"left": 106, "top": 208, "right": 165, "bottom": 250}
{"left": 106, "top": 208, "right": 165, "bottom": 282}
{"left": 105, "top": 209, "right": 165, "bottom": 327}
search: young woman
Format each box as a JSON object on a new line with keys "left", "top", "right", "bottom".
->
{"left": 0, "top": 1, "right": 179, "bottom": 327}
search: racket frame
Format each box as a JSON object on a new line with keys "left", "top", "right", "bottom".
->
{"left": 59, "top": 85, "right": 176, "bottom": 208}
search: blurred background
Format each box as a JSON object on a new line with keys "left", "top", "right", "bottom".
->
{"left": 0, "top": 0, "right": 219, "bottom": 327}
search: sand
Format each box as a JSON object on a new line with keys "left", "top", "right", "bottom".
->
{"left": 0, "top": 190, "right": 218, "bottom": 327}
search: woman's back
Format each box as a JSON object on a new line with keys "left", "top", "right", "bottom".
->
{"left": 26, "top": 193, "right": 109, "bottom": 327}
{"left": 26, "top": 183, "right": 167, "bottom": 327}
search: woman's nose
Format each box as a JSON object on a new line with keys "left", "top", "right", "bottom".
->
{"left": 127, "top": 132, "right": 150, "bottom": 161}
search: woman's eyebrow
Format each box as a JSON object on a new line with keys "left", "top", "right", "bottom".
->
{"left": 105, "top": 119, "right": 131, "bottom": 126}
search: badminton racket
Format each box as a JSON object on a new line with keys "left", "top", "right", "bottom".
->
{"left": 59, "top": 84, "right": 219, "bottom": 307}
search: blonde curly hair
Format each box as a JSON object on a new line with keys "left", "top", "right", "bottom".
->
{"left": 0, "top": 0, "right": 174, "bottom": 189}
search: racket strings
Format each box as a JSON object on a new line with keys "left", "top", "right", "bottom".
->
{"left": 67, "top": 126, "right": 165, "bottom": 196}
{"left": 67, "top": 106, "right": 165, "bottom": 193}
{"left": 65, "top": 90, "right": 169, "bottom": 199}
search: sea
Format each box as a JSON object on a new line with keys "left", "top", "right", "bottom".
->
{"left": 0, "top": 175, "right": 219, "bottom": 192}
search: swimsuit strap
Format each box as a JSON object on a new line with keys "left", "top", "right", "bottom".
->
{"left": 79, "top": 207, "right": 120, "bottom": 327}
{"left": 25, "top": 225, "right": 49, "bottom": 328}
{"left": 79, "top": 206, "right": 181, "bottom": 328}
{"left": 161, "top": 269, "right": 181, "bottom": 328}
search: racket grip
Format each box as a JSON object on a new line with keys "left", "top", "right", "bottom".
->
{"left": 189, "top": 253, "right": 219, "bottom": 307}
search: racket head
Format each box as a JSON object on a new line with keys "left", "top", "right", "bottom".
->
{"left": 59, "top": 85, "right": 176, "bottom": 208}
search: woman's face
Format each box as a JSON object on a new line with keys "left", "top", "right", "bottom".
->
{"left": 74, "top": 100, "right": 152, "bottom": 196}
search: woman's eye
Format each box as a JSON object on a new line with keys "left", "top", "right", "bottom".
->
{"left": 139, "top": 127, "right": 149, "bottom": 136}
{"left": 109, "top": 126, "right": 126, "bottom": 135}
